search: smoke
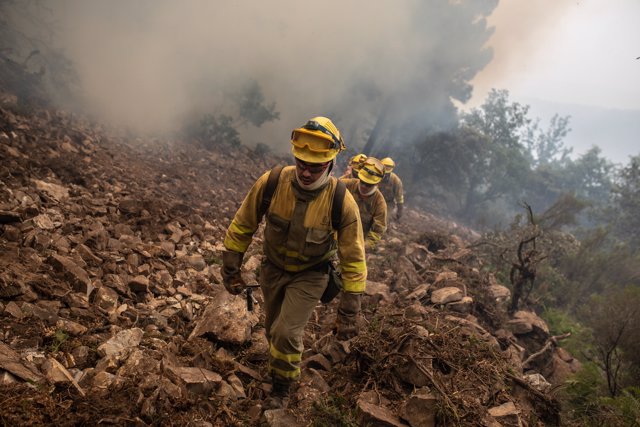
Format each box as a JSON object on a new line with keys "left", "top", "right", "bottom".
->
{"left": 468, "top": 1, "right": 576, "bottom": 108}
{"left": 31, "top": 0, "right": 498, "bottom": 150}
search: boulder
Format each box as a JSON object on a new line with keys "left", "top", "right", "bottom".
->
{"left": 400, "top": 390, "right": 437, "bottom": 427}
{"left": 431, "top": 287, "right": 463, "bottom": 304}
{"left": 189, "top": 291, "right": 259, "bottom": 345}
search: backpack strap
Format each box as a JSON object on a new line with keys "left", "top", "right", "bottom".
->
{"left": 259, "top": 165, "right": 284, "bottom": 219}
{"left": 331, "top": 179, "right": 346, "bottom": 231}
{"left": 260, "top": 166, "right": 345, "bottom": 230}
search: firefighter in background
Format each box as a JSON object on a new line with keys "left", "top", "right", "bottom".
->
{"left": 221, "top": 116, "right": 366, "bottom": 407}
{"left": 341, "top": 157, "right": 387, "bottom": 250}
{"left": 339, "top": 153, "right": 367, "bottom": 179}
{"left": 379, "top": 157, "right": 404, "bottom": 220}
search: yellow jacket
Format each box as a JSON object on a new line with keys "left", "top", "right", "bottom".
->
{"left": 341, "top": 178, "right": 387, "bottom": 248}
{"left": 224, "top": 166, "right": 367, "bottom": 293}
{"left": 379, "top": 172, "right": 404, "bottom": 206}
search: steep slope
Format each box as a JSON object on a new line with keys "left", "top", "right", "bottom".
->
{"left": 0, "top": 99, "right": 574, "bottom": 426}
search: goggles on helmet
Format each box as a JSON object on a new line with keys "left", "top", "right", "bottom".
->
{"left": 291, "top": 120, "right": 345, "bottom": 153}
{"left": 361, "top": 166, "right": 384, "bottom": 179}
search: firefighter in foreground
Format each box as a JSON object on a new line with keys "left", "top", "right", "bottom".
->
{"left": 221, "top": 116, "right": 367, "bottom": 407}
{"left": 379, "top": 157, "right": 405, "bottom": 220}
{"left": 339, "top": 153, "right": 367, "bottom": 179}
{"left": 340, "top": 157, "right": 388, "bottom": 250}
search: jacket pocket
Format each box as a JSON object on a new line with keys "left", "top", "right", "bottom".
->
{"left": 264, "top": 213, "right": 290, "bottom": 248}
{"left": 304, "top": 227, "right": 333, "bottom": 257}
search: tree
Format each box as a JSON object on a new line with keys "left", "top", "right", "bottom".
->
{"left": 581, "top": 286, "right": 640, "bottom": 397}
{"left": 523, "top": 114, "right": 572, "bottom": 168}
{"left": 610, "top": 155, "right": 640, "bottom": 250}
{"left": 236, "top": 80, "right": 280, "bottom": 127}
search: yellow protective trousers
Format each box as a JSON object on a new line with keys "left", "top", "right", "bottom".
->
{"left": 260, "top": 259, "right": 328, "bottom": 384}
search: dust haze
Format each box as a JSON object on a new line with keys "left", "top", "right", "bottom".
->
{"left": 43, "top": 1, "right": 503, "bottom": 150}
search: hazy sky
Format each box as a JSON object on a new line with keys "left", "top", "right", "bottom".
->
{"left": 470, "top": 0, "right": 640, "bottom": 163}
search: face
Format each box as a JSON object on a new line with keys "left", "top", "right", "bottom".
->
{"left": 295, "top": 158, "right": 330, "bottom": 185}
{"left": 359, "top": 180, "right": 377, "bottom": 195}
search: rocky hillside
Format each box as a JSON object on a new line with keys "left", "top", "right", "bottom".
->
{"left": 0, "top": 94, "right": 579, "bottom": 426}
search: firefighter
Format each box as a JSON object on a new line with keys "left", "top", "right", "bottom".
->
{"left": 341, "top": 157, "right": 387, "bottom": 250}
{"left": 221, "top": 117, "right": 366, "bottom": 408}
{"left": 339, "top": 153, "right": 367, "bottom": 179}
{"left": 379, "top": 157, "right": 404, "bottom": 220}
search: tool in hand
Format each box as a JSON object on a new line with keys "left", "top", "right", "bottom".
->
{"left": 245, "top": 283, "right": 260, "bottom": 311}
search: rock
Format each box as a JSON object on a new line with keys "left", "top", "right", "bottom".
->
{"left": 489, "top": 284, "right": 511, "bottom": 302}
{"left": 0, "top": 210, "right": 21, "bottom": 224}
{"left": 302, "top": 367, "right": 330, "bottom": 393}
{"left": 49, "top": 254, "right": 93, "bottom": 294}
{"left": 242, "top": 255, "right": 261, "bottom": 273}
{"left": 92, "top": 371, "right": 115, "bottom": 391}
{"left": 400, "top": 390, "right": 437, "bottom": 427}
{"left": 406, "top": 283, "right": 430, "bottom": 301}
{"left": 523, "top": 373, "right": 552, "bottom": 393}
{"left": 431, "top": 287, "right": 463, "bottom": 304}
{"left": 506, "top": 311, "right": 550, "bottom": 336}
{"left": 42, "top": 357, "right": 86, "bottom": 396}
{"left": 178, "top": 254, "right": 207, "bottom": 271}
{"left": 76, "top": 244, "right": 102, "bottom": 265}
{"left": 262, "top": 409, "right": 300, "bottom": 426}
{"left": 487, "top": 402, "right": 522, "bottom": 427}
{"left": 32, "top": 214, "right": 55, "bottom": 230}
{"left": 0, "top": 371, "right": 18, "bottom": 384}
{"left": 4, "top": 301, "right": 24, "bottom": 319}
{"left": 394, "top": 256, "right": 422, "bottom": 291}
{"left": 128, "top": 275, "right": 150, "bottom": 292}
{"left": 227, "top": 374, "right": 246, "bottom": 399}
{"left": 447, "top": 296, "right": 473, "bottom": 313}
{"left": 94, "top": 286, "right": 120, "bottom": 313}
{"left": 189, "top": 292, "right": 259, "bottom": 345}
{"left": 303, "top": 353, "right": 332, "bottom": 371}
{"left": 56, "top": 319, "right": 88, "bottom": 336}
{"left": 32, "top": 179, "right": 69, "bottom": 202}
{"left": 365, "top": 280, "right": 392, "bottom": 304}
{"left": 434, "top": 270, "right": 458, "bottom": 284}
{"left": 97, "top": 328, "right": 144, "bottom": 361}
{"left": 0, "top": 342, "right": 43, "bottom": 383}
{"left": 165, "top": 365, "right": 223, "bottom": 395}
{"left": 357, "top": 394, "right": 406, "bottom": 427}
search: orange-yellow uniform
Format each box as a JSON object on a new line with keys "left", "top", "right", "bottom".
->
{"left": 224, "top": 166, "right": 366, "bottom": 382}
{"left": 379, "top": 172, "right": 404, "bottom": 208}
{"left": 340, "top": 178, "right": 387, "bottom": 249}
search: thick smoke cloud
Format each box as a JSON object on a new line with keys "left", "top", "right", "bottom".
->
{"left": 44, "top": 0, "right": 497, "bottom": 151}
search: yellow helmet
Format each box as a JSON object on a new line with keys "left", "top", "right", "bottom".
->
{"left": 291, "top": 117, "right": 346, "bottom": 163}
{"left": 381, "top": 157, "right": 395, "bottom": 173}
{"left": 358, "top": 157, "right": 385, "bottom": 185}
{"left": 350, "top": 153, "right": 368, "bottom": 170}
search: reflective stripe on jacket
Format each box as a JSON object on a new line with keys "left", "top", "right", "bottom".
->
{"left": 379, "top": 172, "right": 404, "bottom": 206}
{"left": 224, "top": 166, "right": 367, "bottom": 293}
{"left": 341, "top": 178, "right": 387, "bottom": 247}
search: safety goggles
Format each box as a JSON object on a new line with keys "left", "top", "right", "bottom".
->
{"left": 295, "top": 158, "right": 331, "bottom": 174}
{"left": 291, "top": 120, "right": 345, "bottom": 152}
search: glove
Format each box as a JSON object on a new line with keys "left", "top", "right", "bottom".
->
{"left": 335, "top": 292, "right": 361, "bottom": 340}
{"left": 396, "top": 203, "right": 403, "bottom": 221}
{"left": 221, "top": 250, "right": 245, "bottom": 295}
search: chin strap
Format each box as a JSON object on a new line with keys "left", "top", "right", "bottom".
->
{"left": 358, "top": 184, "right": 378, "bottom": 196}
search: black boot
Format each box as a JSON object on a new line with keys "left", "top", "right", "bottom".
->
{"left": 263, "top": 377, "right": 291, "bottom": 410}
